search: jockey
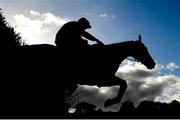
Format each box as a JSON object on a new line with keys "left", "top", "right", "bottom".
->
{"left": 55, "top": 17, "right": 104, "bottom": 48}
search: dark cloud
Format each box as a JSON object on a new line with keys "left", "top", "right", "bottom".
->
{"left": 123, "top": 80, "right": 165, "bottom": 106}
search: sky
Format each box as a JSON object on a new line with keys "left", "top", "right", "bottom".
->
{"left": 1, "top": 0, "right": 179, "bottom": 112}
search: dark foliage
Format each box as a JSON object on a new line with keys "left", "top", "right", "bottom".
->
{"left": 0, "top": 9, "right": 23, "bottom": 48}
{"left": 75, "top": 102, "right": 97, "bottom": 114}
{"left": 70, "top": 100, "right": 180, "bottom": 119}
{"left": 119, "top": 101, "right": 137, "bottom": 113}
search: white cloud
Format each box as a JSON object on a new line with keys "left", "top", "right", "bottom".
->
{"left": 166, "top": 62, "right": 179, "bottom": 71}
{"left": 30, "top": 10, "right": 41, "bottom": 18}
{"left": 100, "top": 13, "right": 115, "bottom": 19}
{"left": 100, "top": 13, "right": 108, "bottom": 18}
{"left": 12, "top": 10, "right": 70, "bottom": 45}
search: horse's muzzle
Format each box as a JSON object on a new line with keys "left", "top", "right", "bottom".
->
{"left": 147, "top": 62, "right": 156, "bottom": 69}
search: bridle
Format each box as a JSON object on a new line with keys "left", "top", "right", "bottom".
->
{"left": 125, "top": 34, "right": 143, "bottom": 63}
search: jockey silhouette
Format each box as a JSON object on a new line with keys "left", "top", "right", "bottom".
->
{"left": 55, "top": 17, "right": 104, "bottom": 48}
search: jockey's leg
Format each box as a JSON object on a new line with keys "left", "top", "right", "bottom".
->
{"left": 104, "top": 76, "right": 127, "bottom": 108}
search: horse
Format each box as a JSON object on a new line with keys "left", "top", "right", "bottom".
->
{"left": 0, "top": 36, "right": 155, "bottom": 117}
{"left": 63, "top": 37, "right": 156, "bottom": 108}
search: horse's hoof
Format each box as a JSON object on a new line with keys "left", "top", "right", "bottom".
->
{"left": 104, "top": 99, "right": 113, "bottom": 108}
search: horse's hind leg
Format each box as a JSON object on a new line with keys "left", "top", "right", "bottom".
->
{"left": 104, "top": 76, "right": 127, "bottom": 108}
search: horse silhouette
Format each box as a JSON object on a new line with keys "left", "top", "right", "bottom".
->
{"left": 0, "top": 35, "right": 155, "bottom": 117}
{"left": 61, "top": 36, "right": 156, "bottom": 108}
{"left": 21, "top": 35, "right": 156, "bottom": 108}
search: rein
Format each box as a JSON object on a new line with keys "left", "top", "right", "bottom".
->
{"left": 126, "top": 57, "right": 139, "bottom": 62}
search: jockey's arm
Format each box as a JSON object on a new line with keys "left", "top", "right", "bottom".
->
{"left": 82, "top": 31, "right": 104, "bottom": 45}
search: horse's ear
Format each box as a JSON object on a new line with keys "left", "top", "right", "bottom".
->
{"left": 138, "top": 34, "right": 142, "bottom": 43}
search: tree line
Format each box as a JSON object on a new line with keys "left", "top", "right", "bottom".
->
{"left": 0, "top": 9, "right": 24, "bottom": 48}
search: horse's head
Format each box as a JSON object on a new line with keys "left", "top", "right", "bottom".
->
{"left": 131, "top": 36, "right": 156, "bottom": 69}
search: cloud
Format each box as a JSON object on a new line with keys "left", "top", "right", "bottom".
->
{"left": 100, "top": 13, "right": 115, "bottom": 19}
{"left": 66, "top": 85, "right": 120, "bottom": 112}
{"left": 12, "top": 10, "right": 70, "bottom": 45}
{"left": 67, "top": 60, "right": 180, "bottom": 112}
{"left": 154, "top": 75, "right": 180, "bottom": 102}
{"left": 100, "top": 13, "right": 108, "bottom": 18}
{"left": 166, "top": 62, "right": 179, "bottom": 71}
{"left": 117, "top": 60, "right": 180, "bottom": 105}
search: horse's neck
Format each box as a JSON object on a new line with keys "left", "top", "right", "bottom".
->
{"left": 106, "top": 41, "right": 134, "bottom": 59}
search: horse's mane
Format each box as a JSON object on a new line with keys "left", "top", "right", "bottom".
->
{"left": 108, "top": 40, "right": 135, "bottom": 46}
{"left": 105, "top": 40, "right": 139, "bottom": 49}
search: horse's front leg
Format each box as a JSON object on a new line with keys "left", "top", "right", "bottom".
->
{"left": 104, "top": 76, "right": 127, "bottom": 108}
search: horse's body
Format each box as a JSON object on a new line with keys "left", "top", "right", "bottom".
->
{"left": 21, "top": 40, "right": 155, "bottom": 108}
